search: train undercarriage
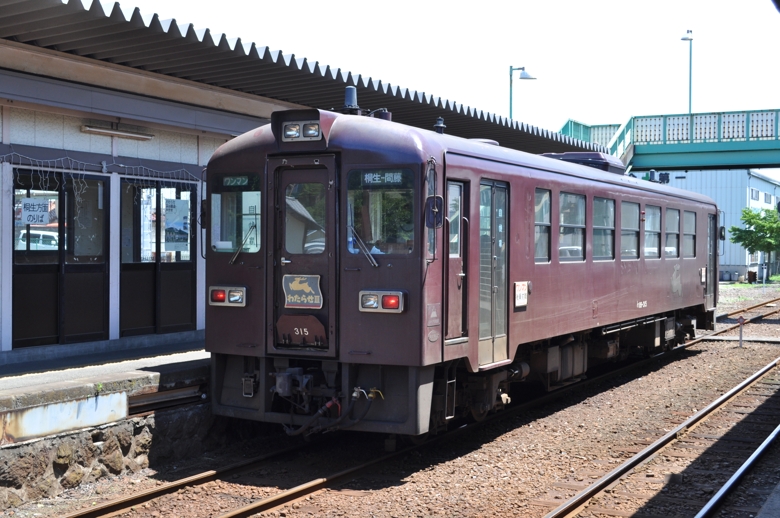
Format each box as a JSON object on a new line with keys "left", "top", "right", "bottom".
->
{"left": 211, "top": 306, "right": 712, "bottom": 439}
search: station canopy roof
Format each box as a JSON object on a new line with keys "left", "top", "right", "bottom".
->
{"left": 0, "top": 0, "right": 605, "bottom": 155}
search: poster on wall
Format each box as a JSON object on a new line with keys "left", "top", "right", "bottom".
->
{"left": 164, "top": 198, "right": 189, "bottom": 252}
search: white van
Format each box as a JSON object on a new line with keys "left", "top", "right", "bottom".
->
{"left": 17, "top": 230, "right": 58, "bottom": 250}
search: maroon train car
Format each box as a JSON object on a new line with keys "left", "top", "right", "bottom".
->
{"left": 204, "top": 89, "right": 719, "bottom": 438}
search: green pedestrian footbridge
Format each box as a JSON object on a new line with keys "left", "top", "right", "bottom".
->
{"left": 561, "top": 109, "right": 780, "bottom": 171}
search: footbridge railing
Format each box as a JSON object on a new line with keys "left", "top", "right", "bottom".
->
{"left": 608, "top": 109, "right": 780, "bottom": 160}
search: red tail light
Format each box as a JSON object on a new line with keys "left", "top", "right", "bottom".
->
{"left": 382, "top": 295, "right": 400, "bottom": 309}
{"left": 211, "top": 289, "right": 226, "bottom": 303}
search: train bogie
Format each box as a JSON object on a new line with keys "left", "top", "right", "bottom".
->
{"left": 205, "top": 88, "right": 720, "bottom": 437}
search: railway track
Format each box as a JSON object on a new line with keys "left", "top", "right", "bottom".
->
{"left": 542, "top": 357, "right": 780, "bottom": 518}
{"left": 59, "top": 442, "right": 315, "bottom": 518}
{"left": 60, "top": 297, "right": 780, "bottom": 518}
{"left": 544, "top": 302, "right": 780, "bottom": 518}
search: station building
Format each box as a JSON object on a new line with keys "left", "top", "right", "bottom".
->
{"left": 664, "top": 169, "right": 780, "bottom": 279}
{"left": 0, "top": 1, "right": 600, "bottom": 370}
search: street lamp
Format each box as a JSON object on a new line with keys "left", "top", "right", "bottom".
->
{"left": 509, "top": 66, "right": 535, "bottom": 120}
{"left": 681, "top": 30, "right": 693, "bottom": 114}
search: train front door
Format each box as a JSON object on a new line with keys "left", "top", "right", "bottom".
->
{"left": 445, "top": 181, "right": 468, "bottom": 340}
{"left": 477, "top": 181, "right": 508, "bottom": 366}
{"left": 268, "top": 157, "right": 337, "bottom": 358}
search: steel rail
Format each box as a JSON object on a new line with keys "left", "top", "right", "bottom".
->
{"left": 694, "top": 421, "right": 780, "bottom": 518}
{"left": 720, "top": 296, "right": 780, "bottom": 319}
{"left": 685, "top": 304, "right": 780, "bottom": 348}
{"left": 217, "top": 448, "right": 407, "bottom": 518}
{"left": 543, "top": 355, "right": 780, "bottom": 518}
{"left": 60, "top": 443, "right": 314, "bottom": 518}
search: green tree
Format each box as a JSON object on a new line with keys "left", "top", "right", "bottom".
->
{"left": 730, "top": 207, "right": 780, "bottom": 274}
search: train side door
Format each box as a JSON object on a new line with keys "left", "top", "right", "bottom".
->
{"left": 267, "top": 157, "right": 337, "bottom": 358}
{"left": 478, "top": 181, "right": 508, "bottom": 366}
{"left": 705, "top": 213, "right": 716, "bottom": 309}
{"left": 445, "top": 181, "right": 468, "bottom": 339}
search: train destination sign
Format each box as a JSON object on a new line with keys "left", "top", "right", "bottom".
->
{"left": 361, "top": 170, "right": 404, "bottom": 185}
{"left": 223, "top": 176, "right": 249, "bottom": 186}
{"left": 282, "top": 275, "right": 323, "bottom": 309}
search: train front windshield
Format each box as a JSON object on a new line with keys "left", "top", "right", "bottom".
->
{"left": 347, "top": 168, "right": 415, "bottom": 255}
{"left": 210, "top": 174, "right": 261, "bottom": 253}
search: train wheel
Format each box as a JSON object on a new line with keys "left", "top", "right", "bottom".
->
{"left": 470, "top": 405, "right": 489, "bottom": 422}
{"left": 408, "top": 432, "right": 429, "bottom": 445}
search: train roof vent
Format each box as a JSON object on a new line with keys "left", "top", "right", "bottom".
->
{"left": 541, "top": 152, "right": 625, "bottom": 175}
{"left": 470, "top": 138, "right": 499, "bottom": 146}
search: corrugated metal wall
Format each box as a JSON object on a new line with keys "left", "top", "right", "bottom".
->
{"left": 667, "top": 169, "right": 780, "bottom": 273}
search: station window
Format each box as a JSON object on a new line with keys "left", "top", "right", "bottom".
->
{"left": 621, "top": 202, "right": 640, "bottom": 259}
{"left": 665, "top": 208, "right": 680, "bottom": 257}
{"left": 534, "top": 189, "right": 551, "bottom": 262}
{"left": 751, "top": 188, "right": 759, "bottom": 201}
{"left": 592, "top": 197, "right": 614, "bottom": 260}
{"left": 765, "top": 193, "right": 773, "bottom": 204}
{"left": 559, "top": 192, "right": 585, "bottom": 262}
{"left": 644, "top": 205, "right": 661, "bottom": 258}
{"left": 683, "top": 211, "right": 696, "bottom": 258}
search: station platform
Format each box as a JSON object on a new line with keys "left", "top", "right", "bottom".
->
{"left": 0, "top": 340, "right": 208, "bottom": 446}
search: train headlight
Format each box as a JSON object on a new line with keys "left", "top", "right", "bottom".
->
{"left": 283, "top": 124, "right": 300, "bottom": 139}
{"left": 358, "top": 290, "right": 405, "bottom": 313}
{"left": 209, "top": 286, "right": 247, "bottom": 307}
{"left": 302, "top": 123, "right": 320, "bottom": 138}
{"left": 281, "top": 120, "right": 323, "bottom": 142}
{"left": 361, "top": 294, "right": 379, "bottom": 309}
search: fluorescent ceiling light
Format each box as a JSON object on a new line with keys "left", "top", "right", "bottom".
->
{"left": 81, "top": 125, "right": 154, "bottom": 141}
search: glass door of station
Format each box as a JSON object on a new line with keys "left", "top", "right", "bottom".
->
{"left": 120, "top": 181, "right": 196, "bottom": 336}
{"left": 12, "top": 170, "right": 109, "bottom": 347}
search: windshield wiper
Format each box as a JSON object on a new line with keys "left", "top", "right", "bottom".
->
{"left": 229, "top": 222, "right": 257, "bottom": 265}
{"left": 348, "top": 225, "right": 379, "bottom": 268}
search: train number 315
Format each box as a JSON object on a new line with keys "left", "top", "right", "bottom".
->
{"left": 293, "top": 328, "right": 309, "bottom": 336}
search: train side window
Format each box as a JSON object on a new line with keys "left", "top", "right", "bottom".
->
{"left": 621, "top": 201, "right": 640, "bottom": 259}
{"left": 211, "top": 175, "right": 261, "bottom": 253}
{"left": 559, "top": 192, "right": 585, "bottom": 262}
{"left": 448, "top": 183, "right": 462, "bottom": 257}
{"left": 593, "top": 197, "right": 614, "bottom": 260}
{"left": 347, "top": 169, "right": 414, "bottom": 255}
{"left": 645, "top": 205, "right": 661, "bottom": 258}
{"left": 683, "top": 211, "right": 696, "bottom": 258}
{"left": 665, "top": 208, "right": 680, "bottom": 258}
{"left": 534, "top": 189, "right": 551, "bottom": 262}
